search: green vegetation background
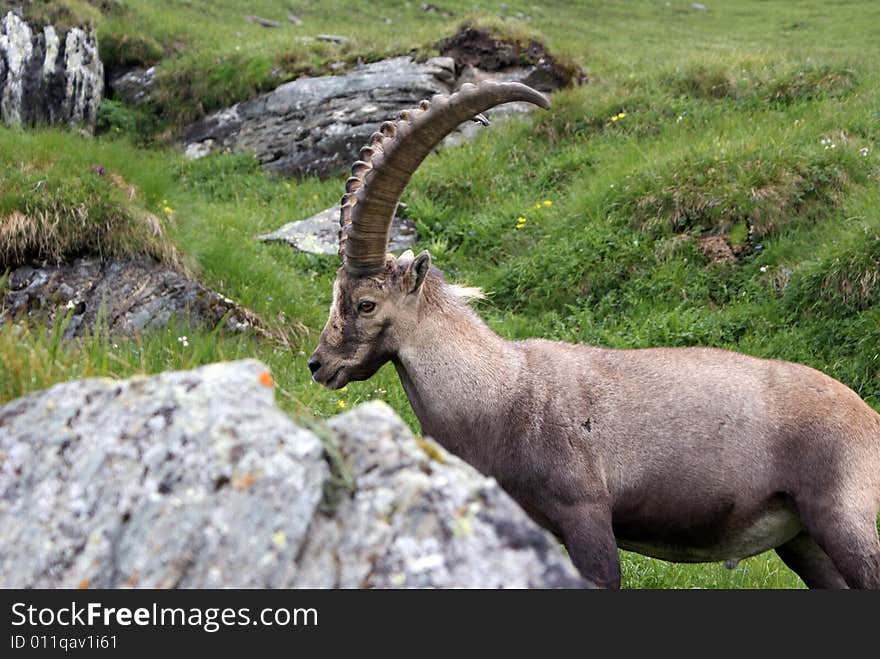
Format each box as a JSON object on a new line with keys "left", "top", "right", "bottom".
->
{"left": 3, "top": 0, "right": 879, "bottom": 588}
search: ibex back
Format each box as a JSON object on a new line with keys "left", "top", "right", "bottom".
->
{"left": 308, "top": 81, "right": 880, "bottom": 588}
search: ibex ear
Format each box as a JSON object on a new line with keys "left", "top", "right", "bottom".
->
{"left": 406, "top": 250, "right": 432, "bottom": 294}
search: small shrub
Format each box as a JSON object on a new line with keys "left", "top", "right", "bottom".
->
{"left": 663, "top": 63, "right": 736, "bottom": 100}
{"left": 153, "top": 53, "right": 275, "bottom": 127}
{"left": 787, "top": 234, "right": 880, "bottom": 314}
{"left": 98, "top": 29, "right": 165, "bottom": 69}
{"left": 764, "top": 65, "right": 856, "bottom": 106}
{"left": 95, "top": 99, "right": 157, "bottom": 144}
{"left": 22, "top": 0, "right": 103, "bottom": 29}
{"left": 625, "top": 154, "right": 851, "bottom": 241}
{"left": 659, "top": 61, "right": 857, "bottom": 106}
{"left": 0, "top": 164, "right": 180, "bottom": 270}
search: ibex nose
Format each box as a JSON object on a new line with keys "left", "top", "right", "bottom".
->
{"left": 308, "top": 358, "right": 321, "bottom": 375}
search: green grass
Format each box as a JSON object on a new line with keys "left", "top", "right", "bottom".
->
{"left": 621, "top": 550, "right": 803, "bottom": 589}
{"left": 4, "top": 0, "right": 880, "bottom": 589}
{"left": 0, "top": 130, "right": 182, "bottom": 269}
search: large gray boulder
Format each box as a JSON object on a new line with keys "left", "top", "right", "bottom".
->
{"left": 0, "top": 360, "right": 588, "bottom": 588}
{"left": 180, "top": 52, "right": 570, "bottom": 178}
{"left": 1, "top": 257, "right": 264, "bottom": 339}
{"left": 182, "top": 56, "right": 456, "bottom": 177}
{"left": 257, "top": 204, "right": 416, "bottom": 256}
{"left": 0, "top": 12, "right": 103, "bottom": 129}
{"left": 179, "top": 23, "right": 587, "bottom": 180}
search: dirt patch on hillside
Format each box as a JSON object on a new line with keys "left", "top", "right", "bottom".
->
{"left": 697, "top": 236, "right": 737, "bottom": 265}
{"left": 437, "top": 26, "right": 586, "bottom": 90}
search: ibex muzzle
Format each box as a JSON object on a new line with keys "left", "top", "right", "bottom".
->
{"left": 310, "top": 81, "right": 880, "bottom": 588}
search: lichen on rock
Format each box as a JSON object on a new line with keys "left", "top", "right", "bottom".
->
{"left": 0, "top": 360, "right": 589, "bottom": 588}
{"left": 0, "top": 11, "right": 103, "bottom": 130}
{"left": 1, "top": 257, "right": 267, "bottom": 339}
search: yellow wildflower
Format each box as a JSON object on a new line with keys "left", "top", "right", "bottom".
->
{"left": 543, "top": 200, "right": 552, "bottom": 207}
{"left": 163, "top": 206, "right": 174, "bottom": 215}
{"left": 618, "top": 112, "right": 627, "bottom": 119}
{"left": 337, "top": 400, "right": 347, "bottom": 410}
{"left": 611, "top": 115, "right": 618, "bottom": 122}
{"left": 534, "top": 203, "right": 542, "bottom": 210}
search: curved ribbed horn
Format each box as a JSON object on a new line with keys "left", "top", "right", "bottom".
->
{"left": 339, "top": 81, "right": 550, "bottom": 276}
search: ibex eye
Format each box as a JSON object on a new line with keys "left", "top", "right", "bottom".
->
{"left": 357, "top": 301, "right": 376, "bottom": 314}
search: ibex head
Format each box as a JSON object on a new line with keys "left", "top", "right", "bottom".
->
{"left": 309, "top": 81, "right": 549, "bottom": 389}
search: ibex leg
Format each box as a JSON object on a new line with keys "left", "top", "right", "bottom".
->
{"left": 795, "top": 498, "right": 880, "bottom": 590}
{"left": 559, "top": 502, "right": 621, "bottom": 589}
{"left": 774, "top": 531, "right": 848, "bottom": 589}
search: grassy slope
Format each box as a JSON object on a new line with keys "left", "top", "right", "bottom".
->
{"left": 3, "top": 0, "right": 880, "bottom": 588}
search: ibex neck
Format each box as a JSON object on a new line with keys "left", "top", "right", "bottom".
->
{"left": 393, "top": 298, "right": 520, "bottom": 460}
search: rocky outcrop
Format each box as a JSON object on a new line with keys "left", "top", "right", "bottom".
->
{"left": 0, "top": 12, "right": 103, "bottom": 129}
{"left": 182, "top": 56, "right": 457, "bottom": 177}
{"left": 202, "top": 32, "right": 583, "bottom": 249}
{"left": 258, "top": 204, "right": 416, "bottom": 256}
{"left": 0, "top": 257, "right": 264, "bottom": 339}
{"left": 182, "top": 27, "right": 584, "bottom": 177}
{"left": 0, "top": 360, "right": 588, "bottom": 588}
{"left": 108, "top": 65, "right": 156, "bottom": 107}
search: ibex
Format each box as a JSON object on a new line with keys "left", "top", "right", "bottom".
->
{"left": 308, "top": 81, "right": 880, "bottom": 588}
